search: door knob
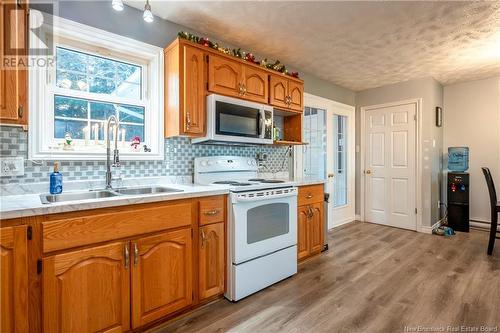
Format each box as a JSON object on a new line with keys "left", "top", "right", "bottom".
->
{"left": 365, "top": 170, "right": 371, "bottom": 175}
{"left": 328, "top": 173, "right": 334, "bottom": 178}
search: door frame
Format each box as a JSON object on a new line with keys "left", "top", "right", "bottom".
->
{"left": 296, "top": 93, "right": 356, "bottom": 229}
{"left": 360, "top": 98, "right": 423, "bottom": 231}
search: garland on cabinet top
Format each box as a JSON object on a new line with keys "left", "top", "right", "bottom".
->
{"left": 178, "top": 31, "right": 299, "bottom": 78}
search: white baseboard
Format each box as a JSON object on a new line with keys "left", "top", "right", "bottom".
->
{"left": 418, "top": 220, "right": 442, "bottom": 234}
{"left": 330, "top": 217, "right": 356, "bottom": 230}
{"left": 355, "top": 214, "right": 362, "bottom": 221}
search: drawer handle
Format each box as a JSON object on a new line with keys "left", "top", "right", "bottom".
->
{"left": 204, "top": 209, "right": 220, "bottom": 216}
{"left": 133, "top": 243, "right": 139, "bottom": 266}
{"left": 306, "top": 193, "right": 313, "bottom": 199}
{"left": 124, "top": 245, "right": 129, "bottom": 269}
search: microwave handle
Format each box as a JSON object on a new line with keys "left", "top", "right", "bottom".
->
{"left": 258, "top": 109, "right": 264, "bottom": 138}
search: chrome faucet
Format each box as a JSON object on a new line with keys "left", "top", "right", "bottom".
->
{"left": 105, "top": 116, "right": 121, "bottom": 190}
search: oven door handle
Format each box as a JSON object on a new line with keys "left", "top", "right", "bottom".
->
{"left": 232, "top": 192, "right": 297, "bottom": 203}
{"left": 258, "top": 109, "right": 264, "bottom": 138}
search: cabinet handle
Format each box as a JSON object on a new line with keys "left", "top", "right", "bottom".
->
{"left": 306, "top": 193, "right": 313, "bottom": 199}
{"left": 186, "top": 112, "right": 191, "bottom": 130}
{"left": 124, "top": 245, "right": 129, "bottom": 269}
{"left": 200, "top": 229, "right": 206, "bottom": 248}
{"left": 238, "top": 83, "right": 244, "bottom": 95}
{"left": 18, "top": 106, "right": 24, "bottom": 118}
{"left": 242, "top": 84, "right": 247, "bottom": 95}
{"left": 133, "top": 243, "right": 139, "bottom": 266}
{"left": 204, "top": 209, "right": 220, "bottom": 216}
{"left": 307, "top": 206, "right": 314, "bottom": 219}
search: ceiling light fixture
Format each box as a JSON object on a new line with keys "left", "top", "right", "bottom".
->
{"left": 111, "top": 0, "right": 124, "bottom": 11}
{"left": 143, "top": 0, "right": 154, "bottom": 23}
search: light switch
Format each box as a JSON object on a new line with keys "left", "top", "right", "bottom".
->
{"left": 1, "top": 157, "right": 25, "bottom": 177}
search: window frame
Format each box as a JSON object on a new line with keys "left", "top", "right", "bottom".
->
{"left": 29, "top": 13, "right": 164, "bottom": 161}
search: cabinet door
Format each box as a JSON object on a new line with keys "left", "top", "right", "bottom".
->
{"left": 0, "top": 226, "right": 28, "bottom": 333}
{"left": 43, "top": 242, "right": 130, "bottom": 333}
{"left": 208, "top": 55, "right": 242, "bottom": 98}
{"left": 182, "top": 45, "right": 205, "bottom": 135}
{"left": 131, "top": 228, "right": 192, "bottom": 328}
{"left": 310, "top": 203, "right": 324, "bottom": 255}
{"left": 269, "top": 74, "right": 289, "bottom": 109}
{"left": 297, "top": 206, "right": 310, "bottom": 261}
{"left": 241, "top": 66, "right": 268, "bottom": 103}
{"left": 199, "top": 223, "right": 224, "bottom": 300}
{"left": 0, "top": 1, "right": 28, "bottom": 125}
{"left": 288, "top": 80, "right": 304, "bottom": 112}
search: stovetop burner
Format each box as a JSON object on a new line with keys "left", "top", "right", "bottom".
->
{"left": 260, "top": 180, "right": 286, "bottom": 183}
{"left": 213, "top": 181, "right": 239, "bottom": 185}
{"left": 248, "top": 178, "right": 265, "bottom": 182}
{"left": 232, "top": 183, "right": 252, "bottom": 186}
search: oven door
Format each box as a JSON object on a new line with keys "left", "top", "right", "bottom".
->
{"left": 231, "top": 188, "right": 297, "bottom": 264}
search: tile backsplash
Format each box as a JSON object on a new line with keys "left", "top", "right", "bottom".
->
{"left": 0, "top": 126, "right": 290, "bottom": 188}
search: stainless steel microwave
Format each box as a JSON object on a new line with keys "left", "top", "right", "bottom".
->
{"left": 192, "top": 94, "right": 273, "bottom": 145}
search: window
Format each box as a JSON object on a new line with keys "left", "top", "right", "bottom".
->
{"left": 29, "top": 15, "right": 163, "bottom": 160}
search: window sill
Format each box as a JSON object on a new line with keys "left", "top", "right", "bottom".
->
{"left": 29, "top": 150, "right": 164, "bottom": 161}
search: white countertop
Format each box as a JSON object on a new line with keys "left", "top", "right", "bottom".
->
{"left": 0, "top": 184, "right": 229, "bottom": 220}
{"left": 0, "top": 178, "right": 326, "bottom": 220}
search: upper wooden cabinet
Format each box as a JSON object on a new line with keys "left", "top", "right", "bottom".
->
{"left": 165, "top": 41, "right": 206, "bottom": 137}
{"left": 131, "top": 228, "right": 193, "bottom": 328}
{"left": 0, "top": 1, "right": 29, "bottom": 126}
{"left": 208, "top": 54, "right": 268, "bottom": 103}
{"left": 0, "top": 225, "right": 28, "bottom": 333}
{"left": 270, "top": 74, "right": 304, "bottom": 112}
{"left": 199, "top": 223, "right": 224, "bottom": 300}
{"left": 42, "top": 241, "right": 131, "bottom": 333}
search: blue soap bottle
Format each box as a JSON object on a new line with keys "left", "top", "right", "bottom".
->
{"left": 49, "top": 162, "right": 63, "bottom": 194}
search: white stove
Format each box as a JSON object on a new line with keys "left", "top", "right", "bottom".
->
{"left": 194, "top": 156, "right": 298, "bottom": 301}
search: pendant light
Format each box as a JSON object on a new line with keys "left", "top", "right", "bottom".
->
{"left": 111, "top": 0, "right": 124, "bottom": 11}
{"left": 143, "top": 0, "right": 154, "bottom": 23}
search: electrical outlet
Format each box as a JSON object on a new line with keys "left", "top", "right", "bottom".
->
{"left": 1, "top": 157, "right": 25, "bottom": 177}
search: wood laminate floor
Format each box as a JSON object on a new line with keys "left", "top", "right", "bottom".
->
{"left": 151, "top": 222, "right": 500, "bottom": 333}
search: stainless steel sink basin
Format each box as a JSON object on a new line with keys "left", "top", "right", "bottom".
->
{"left": 40, "top": 190, "right": 118, "bottom": 204}
{"left": 113, "top": 186, "right": 183, "bottom": 195}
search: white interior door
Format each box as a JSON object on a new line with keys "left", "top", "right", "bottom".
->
{"left": 364, "top": 102, "right": 417, "bottom": 230}
{"left": 326, "top": 103, "right": 356, "bottom": 227}
{"left": 297, "top": 94, "right": 355, "bottom": 229}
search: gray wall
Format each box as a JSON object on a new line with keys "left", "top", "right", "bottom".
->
{"left": 355, "top": 77, "right": 444, "bottom": 227}
{"left": 33, "top": 1, "right": 355, "bottom": 106}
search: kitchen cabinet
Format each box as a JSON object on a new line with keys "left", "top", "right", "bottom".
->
{"left": 208, "top": 54, "right": 268, "bottom": 103}
{"left": 297, "top": 184, "right": 324, "bottom": 261}
{"left": 0, "top": 225, "right": 28, "bottom": 333}
{"left": 199, "top": 223, "right": 225, "bottom": 300}
{"left": 0, "top": 0, "right": 29, "bottom": 126}
{"left": 269, "top": 74, "right": 304, "bottom": 112}
{"left": 165, "top": 41, "right": 206, "bottom": 137}
{"left": 42, "top": 241, "right": 130, "bottom": 333}
{"left": 131, "top": 228, "right": 193, "bottom": 328}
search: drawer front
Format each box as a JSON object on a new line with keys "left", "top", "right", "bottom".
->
{"left": 42, "top": 202, "right": 193, "bottom": 253}
{"left": 199, "top": 196, "right": 225, "bottom": 226}
{"left": 298, "top": 184, "right": 324, "bottom": 206}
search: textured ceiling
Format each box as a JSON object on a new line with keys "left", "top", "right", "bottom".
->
{"left": 125, "top": 1, "right": 500, "bottom": 91}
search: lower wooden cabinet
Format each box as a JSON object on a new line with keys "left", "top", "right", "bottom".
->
{"left": 297, "top": 202, "right": 324, "bottom": 261}
{"left": 131, "top": 228, "right": 193, "bottom": 328}
{"left": 199, "top": 223, "right": 224, "bottom": 300}
{"left": 0, "top": 225, "right": 28, "bottom": 333}
{"left": 42, "top": 241, "right": 130, "bottom": 333}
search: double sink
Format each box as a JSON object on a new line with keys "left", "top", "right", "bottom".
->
{"left": 40, "top": 186, "right": 184, "bottom": 204}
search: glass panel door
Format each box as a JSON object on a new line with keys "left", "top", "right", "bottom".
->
{"left": 303, "top": 107, "right": 327, "bottom": 179}
{"left": 333, "top": 115, "right": 348, "bottom": 207}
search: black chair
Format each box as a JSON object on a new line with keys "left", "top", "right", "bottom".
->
{"left": 481, "top": 167, "right": 500, "bottom": 255}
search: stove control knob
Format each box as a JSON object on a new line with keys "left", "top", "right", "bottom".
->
{"left": 247, "top": 160, "right": 252, "bottom": 166}
{"left": 251, "top": 160, "right": 256, "bottom": 166}
{"left": 201, "top": 160, "right": 208, "bottom": 167}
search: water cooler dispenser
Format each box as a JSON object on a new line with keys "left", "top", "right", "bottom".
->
{"left": 447, "top": 147, "right": 470, "bottom": 232}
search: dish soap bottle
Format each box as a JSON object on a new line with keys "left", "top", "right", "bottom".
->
{"left": 49, "top": 162, "right": 63, "bottom": 194}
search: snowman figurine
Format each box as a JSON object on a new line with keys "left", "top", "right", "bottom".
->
{"left": 130, "top": 136, "right": 141, "bottom": 152}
